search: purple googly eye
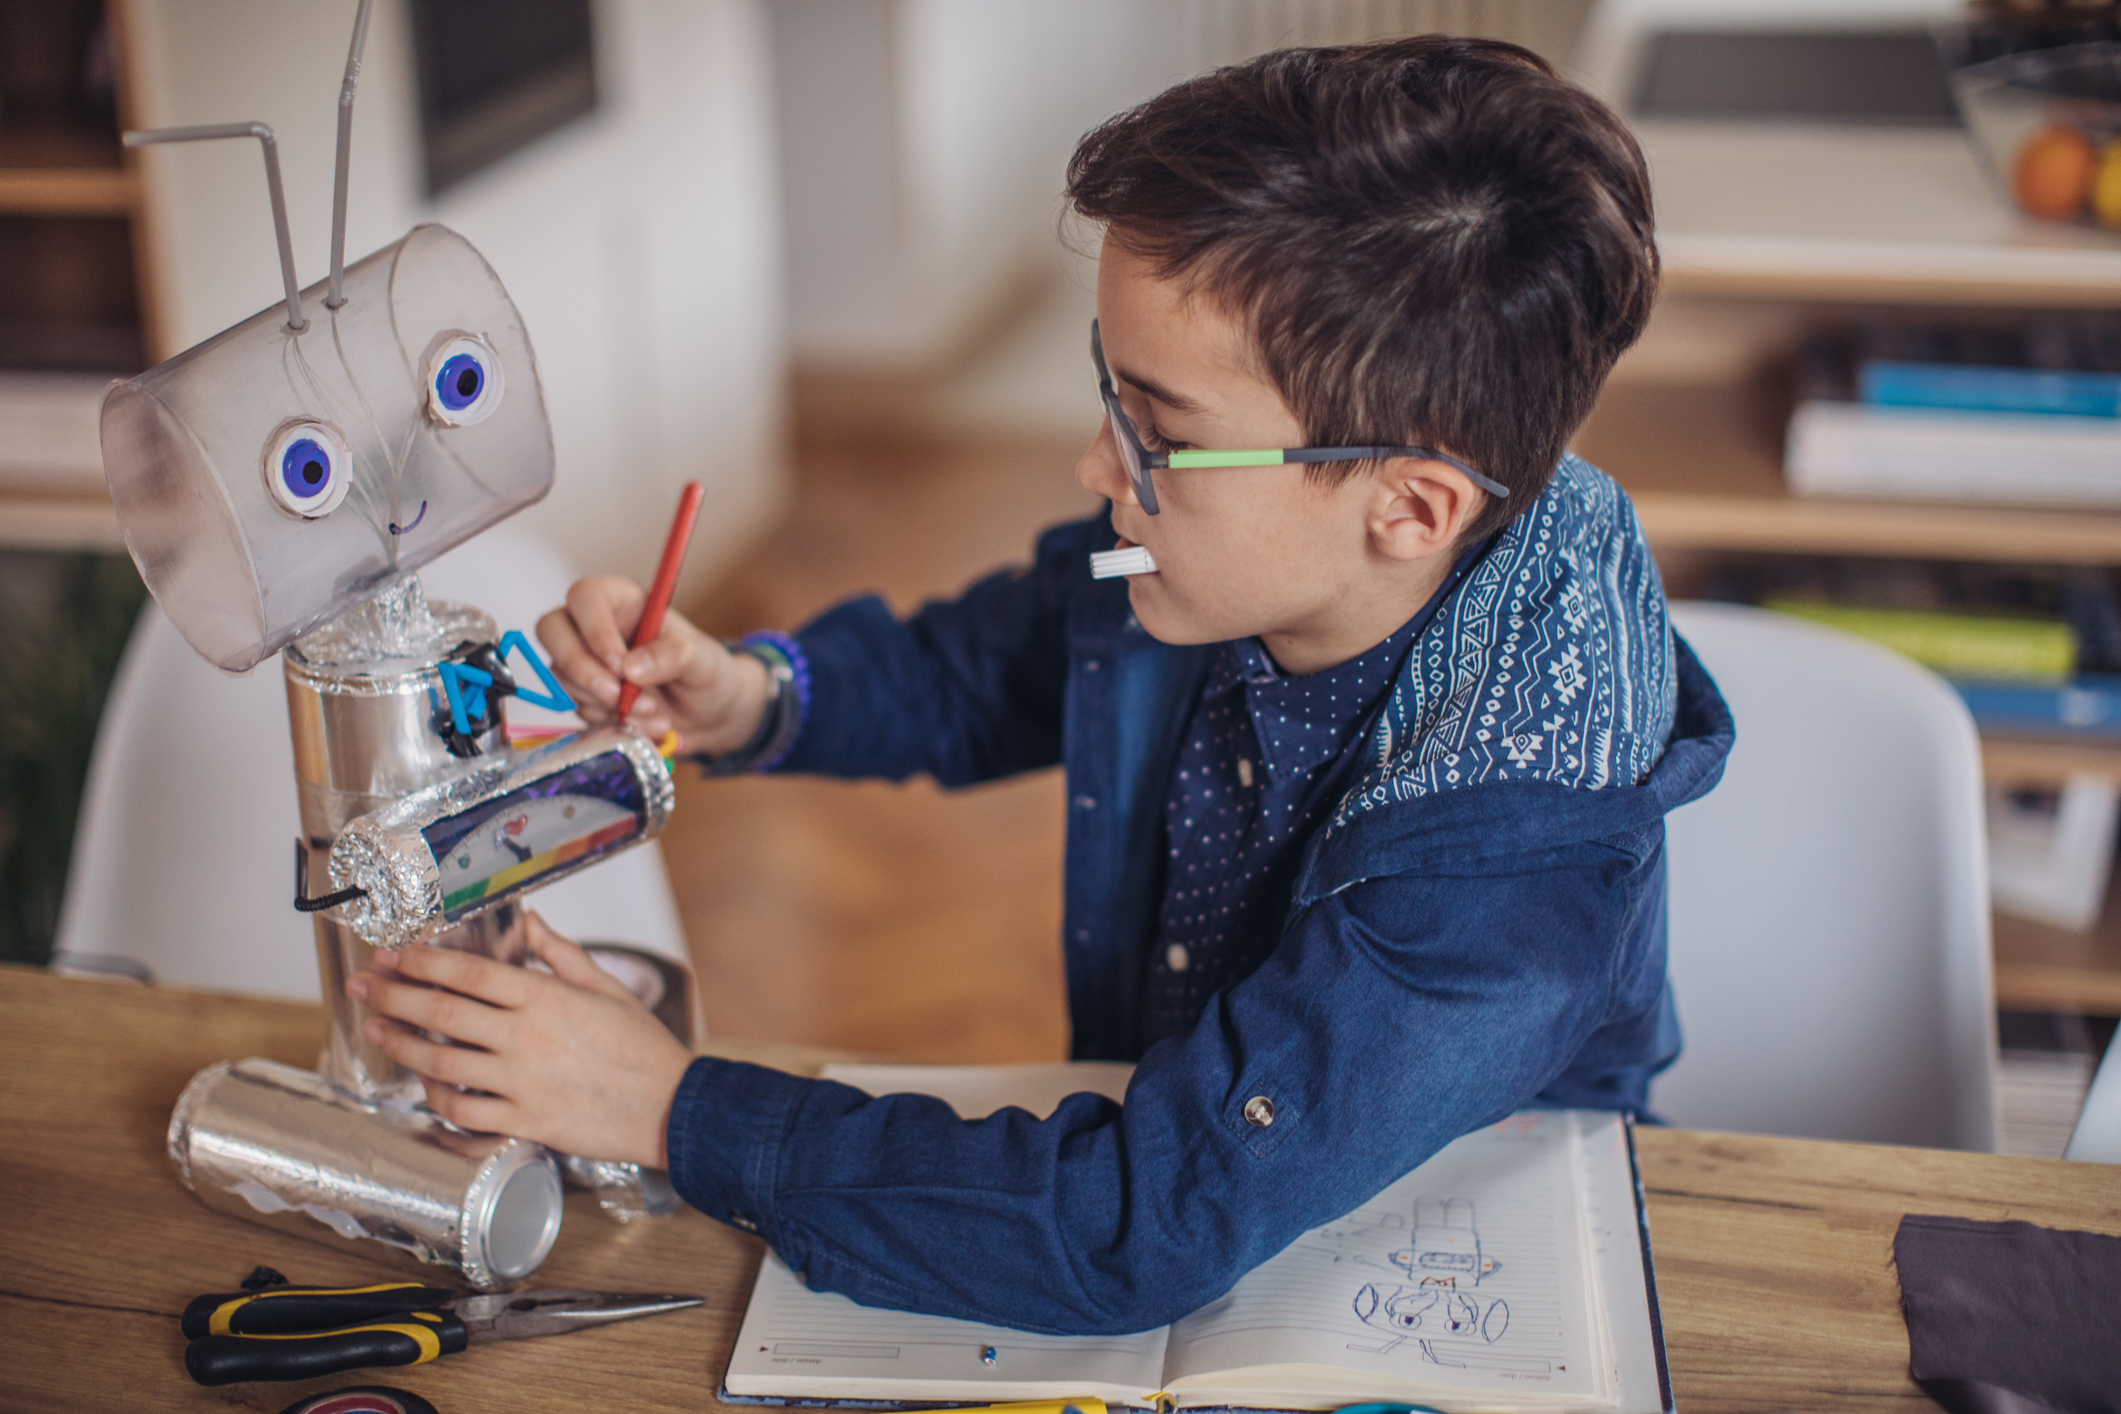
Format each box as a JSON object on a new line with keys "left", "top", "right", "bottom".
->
{"left": 423, "top": 332, "right": 505, "bottom": 426}
{"left": 263, "top": 420, "right": 353, "bottom": 518}
{"left": 437, "top": 352, "right": 485, "bottom": 410}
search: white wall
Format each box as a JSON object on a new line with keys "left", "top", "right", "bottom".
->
{"left": 770, "top": 0, "right": 1594, "bottom": 375}
{"left": 771, "top": 0, "right": 1188, "bottom": 371}
{"left": 122, "top": 0, "right": 785, "bottom": 594}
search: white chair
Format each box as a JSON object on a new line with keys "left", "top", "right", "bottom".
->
{"left": 50, "top": 524, "right": 688, "bottom": 999}
{"left": 2064, "top": 1032, "right": 2121, "bottom": 1162}
{"left": 1654, "top": 601, "right": 1997, "bottom": 1151}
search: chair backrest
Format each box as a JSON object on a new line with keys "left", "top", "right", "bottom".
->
{"left": 1655, "top": 601, "right": 1997, "bottom": 1151}
{"left": 2064, "top": 1030, "right": 2121, "bottom": 1163}
{"left": 51, "top": 524, "right": 688, "bottom": 999}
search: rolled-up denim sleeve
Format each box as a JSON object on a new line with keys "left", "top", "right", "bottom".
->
{"left": 770, "top": 517, "right": 1103, "bottom": 785}
{"left": 662, "top": 829, "right": 1662, "bottom": 1336}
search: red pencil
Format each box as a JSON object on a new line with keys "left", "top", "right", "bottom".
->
{"left": 616, "top": 480, "right": 705, "bottom": 726}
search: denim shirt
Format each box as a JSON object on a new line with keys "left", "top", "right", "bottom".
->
{"left": 664, "top": 455, "right": 1734, "bottom": 1337}
{"left": 1142, "top": 536, "right": 1485, "bottom": 1048}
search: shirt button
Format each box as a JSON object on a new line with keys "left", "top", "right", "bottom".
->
{"left": 1165, "top": 943, "right": 1190, "bottom": 972}
{"left": 728, "top": 1212, "right": 758, "bottom": 1232}
{"left": 1243, "top": 1096, "right": 1277, "bottom": 1128}
{"left": 1074, "top": 795, "right": 1097, "bottom": 810}
{"left": 1084, "top": 658, "right": 1102, "bottom": 672}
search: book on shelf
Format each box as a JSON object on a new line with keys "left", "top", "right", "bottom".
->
{"left": 1952, "top": 675, "right": 2121, "bottom": 737}
{"left": 1860, "top": 361, "right": 2121, "bottom": 419}
{"left": 1784, "top": 326, "right": 2121, "bottom": 508}
{"left": 720, "top": 1062, "right": 1671, "bottom": 1414}
{"left": 1765, "top": 600, "right": 2076, "bottom": 683}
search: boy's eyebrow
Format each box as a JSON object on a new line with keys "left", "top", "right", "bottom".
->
{"left": 1115, "top": 364, "right": 1206, "bottom": 416}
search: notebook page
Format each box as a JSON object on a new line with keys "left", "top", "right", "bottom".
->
{"left": 1160, "top": 1111, "right": 1608, "bottom": 1409}
{"left": 1578, "top": 1114, "right": 1670, "bottom": 1413}
{"left": 723, "top": 1253, "right": 1169, "bottom": 1403}
{"left": 726, "top": 1063, "right": 1165, "bottom": 1403}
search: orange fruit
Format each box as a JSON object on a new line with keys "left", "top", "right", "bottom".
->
{"left": 2014, "top": 124, "right": 2097, "bottom": 220}
{"left": 2094, "top": 140, "right": 2121, "bottom": 230}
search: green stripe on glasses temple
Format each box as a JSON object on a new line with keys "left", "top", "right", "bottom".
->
{"left": 1165, "top": 448, "right": 1286, "bottom": 468}
{"left": 1162, "top": 444, "right": 1510, "bottom": 499}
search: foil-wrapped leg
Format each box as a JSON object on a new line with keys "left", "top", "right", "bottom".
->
{"left": 169, "top": 1058, "right": 563, "bottom": 1289}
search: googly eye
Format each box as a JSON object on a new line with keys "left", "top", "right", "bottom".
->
{"left": 263, "top": 420, "right": 353, "bottom": 518}
{"left": 423, "top": 332, "right": 505, "bottom": 427}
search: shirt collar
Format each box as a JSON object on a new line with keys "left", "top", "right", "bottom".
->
{"left": 1211, "top": 535, "right": 1493, "bottom": 783}
{"left": 1231, "top": 621, "right": 1415, "bottom": 782}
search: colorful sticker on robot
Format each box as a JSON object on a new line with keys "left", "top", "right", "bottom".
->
{"left": 422, "top": 752, "right": 647, "bottom": 916}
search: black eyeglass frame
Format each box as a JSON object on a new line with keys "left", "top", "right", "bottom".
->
{"left": 1091, "top": 320, "right": 1509, "bottom": 515}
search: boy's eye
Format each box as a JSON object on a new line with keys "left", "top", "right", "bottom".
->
{"left": 1140, "top": 421, "right": 1191, "bottom": 453}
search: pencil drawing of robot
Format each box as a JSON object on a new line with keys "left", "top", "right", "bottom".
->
{"left": 1350, "top": 1198, "right": 1512, "bottom": 1362}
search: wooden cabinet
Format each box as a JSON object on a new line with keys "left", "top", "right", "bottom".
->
{"left": 1577, "top": 121, "right": 2121, "bottom": 1017}
{"left": 0, "top": 0, "right": 159, "bottom": 550}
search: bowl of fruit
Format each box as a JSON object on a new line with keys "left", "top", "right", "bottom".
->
{"left": 1953, "top": 40, "right": 2121, "bottom": 229}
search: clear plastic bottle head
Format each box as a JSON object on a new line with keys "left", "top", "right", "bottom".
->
{"left": 100, "top": 223, "right": 554, "bottom": 673}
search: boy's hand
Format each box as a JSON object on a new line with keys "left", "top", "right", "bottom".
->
{"left": 346, "top": 913, "right": 695, "bottom": 1169}
{"left": 536, "top": 575, "right": 772, "bottom": 753}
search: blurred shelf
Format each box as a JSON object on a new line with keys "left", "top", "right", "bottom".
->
{"left": 0, "top": 166, "right": 138, "bottom": 217}
{"left": 1982, "top": 736, "right": 2121, "bottom": 789}
{"left": 1577, "top": 381, "right": 2121, "bottom": 565}
{"left": 0, "top": 491, "right": 123, "bottom": 551}
{"left": 0, "top": 126, "right": 124, "bottom": 170}
{"left": 1642, "top": 123, "right": 2121, "bottom": 309}
{"left": 1995, "top": 863, "right": 2121, "bottom": 1017}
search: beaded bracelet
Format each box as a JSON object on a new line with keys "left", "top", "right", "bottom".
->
{"left": 696, "top": 630, "right": 810, "bottom": 776}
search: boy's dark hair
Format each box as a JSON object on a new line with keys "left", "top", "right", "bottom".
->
{"left": 1065, "top": 36, "right": 1657, "bottom": 541}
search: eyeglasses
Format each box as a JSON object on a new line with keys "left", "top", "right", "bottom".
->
{"left": 1091, "top": 319, "right": 1509, "bottom": 515}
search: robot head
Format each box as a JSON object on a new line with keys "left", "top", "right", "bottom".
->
{"left": 100, "top": 222, "right": 552, "bottom": 673}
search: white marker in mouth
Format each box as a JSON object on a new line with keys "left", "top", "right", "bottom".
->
{"left": 1091, "top": 546, "right": 1158, "bottom": 579}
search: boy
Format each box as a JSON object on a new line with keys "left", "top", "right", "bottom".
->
{"left": 349, "top": 36, "right": 1733, "bottom": 1335}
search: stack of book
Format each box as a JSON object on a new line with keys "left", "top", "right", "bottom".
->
{"left": 1764, "top": 592, "right": 2121, "bottom": 931}
{"left": 1784, "top": 322, "right": 2121, "bottom": 508}
{"left": 1767, "top": 596, "right": 2121, "bottom": 738}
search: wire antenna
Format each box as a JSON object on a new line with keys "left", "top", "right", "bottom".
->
{"left": 327, "top": 0, "right": 377, "bottom": 309}
{"left": 125, "top": 123, "right": 308, "bottom": 333}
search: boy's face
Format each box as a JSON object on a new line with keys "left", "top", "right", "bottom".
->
{"left": 1078, "top": 243, "right": 1466, "bottom": 673}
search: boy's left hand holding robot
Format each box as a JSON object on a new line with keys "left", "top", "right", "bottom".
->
{"left": 348, "top": 914, "right": 691, "bottom": 1171}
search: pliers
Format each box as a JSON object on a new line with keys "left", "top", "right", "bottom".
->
{"left": 180, "top": 1280, "right": 703, "bottom": 1386}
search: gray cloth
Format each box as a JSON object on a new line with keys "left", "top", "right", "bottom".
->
{"left": 1895, "top": 1213, "right": 2121, "bottom": 1414}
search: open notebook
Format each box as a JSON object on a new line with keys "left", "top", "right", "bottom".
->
{"left": 721, "top": 1063, "right": 1671, "bottom": 1414}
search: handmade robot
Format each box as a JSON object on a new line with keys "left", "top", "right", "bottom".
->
{"left": 101, "top": 1, "right": 682, "bottom": 1288}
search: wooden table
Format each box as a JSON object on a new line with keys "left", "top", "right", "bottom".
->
{"left": 4, "top": 967, "right": 2117, "bottom": 1413}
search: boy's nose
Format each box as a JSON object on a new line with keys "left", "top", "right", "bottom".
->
{"left": 1076, "top": 419, "right": 1138, "bottom": 508}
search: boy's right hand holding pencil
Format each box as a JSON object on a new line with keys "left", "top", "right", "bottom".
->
{"left": 536, "top": 576, "right": 773, "bottom": 754}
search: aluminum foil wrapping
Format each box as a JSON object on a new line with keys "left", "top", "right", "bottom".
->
{"left": 169, "top": 1058, "right": 563, "bottom": 1289}
{"left": 329, "top": 575, "right": 450, "bottom": 663}
{"left": 285, "top": 586, "right": 508, "bottom": 1100}
{"left": 328, "top": 728, "right": 675, "bottom": 949}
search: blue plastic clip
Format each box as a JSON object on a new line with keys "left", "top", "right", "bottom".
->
{"left": 437, "top": 661, "right": 495, "bottom": 737}
{"left": 496, "top": 630, "right": 575, "bottom": 713}
{"left": 435, "top": 632, "right": 574, "bottom": 739}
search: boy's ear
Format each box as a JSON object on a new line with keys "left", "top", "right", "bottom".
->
{"left": 1366, "top": 456, "right": 1484, "bottom": 562}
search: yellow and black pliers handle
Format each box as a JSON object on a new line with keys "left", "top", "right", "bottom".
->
{"left": 184, "top": 1307, "right": 470, "bottom": 1386}
{"left": 181, "top": 1282, "right": 458, "bottom": 1339}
